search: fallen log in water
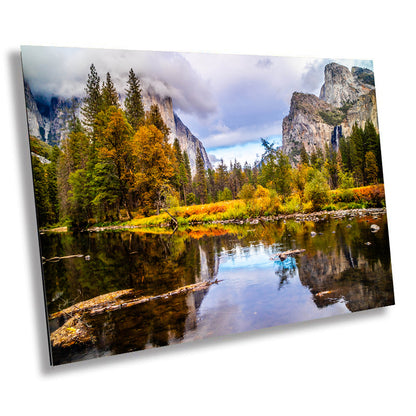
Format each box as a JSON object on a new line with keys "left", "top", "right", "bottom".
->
{"left": 43, "top": 254, "right": 85, "bottom": 263}
{"left": 50, "top": 315, "right": 94, "bottom": 349}
{"left": 163, "top": 208, "right": 178, "bottom": 227}
{"left": 49, "top": 289, "right": 134, "bottom": 320}
{"left": 270, "top": 249, "right": 306, "bottom": 261}
{"left": 49, "top": 279, "right": 221, "bottom": 348}
{"left": 92, "top": 279, "right": 221, "bottom": 315}
{"left": 50, "top": 279, "right": 220, "bottom": 321}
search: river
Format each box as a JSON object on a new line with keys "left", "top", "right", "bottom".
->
{"left": 41, "top": 210, "right": 394, "bottom": 365}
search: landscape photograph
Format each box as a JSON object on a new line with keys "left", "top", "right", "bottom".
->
{"left": 21, "top": 46, "right": 394, "bottom": 365}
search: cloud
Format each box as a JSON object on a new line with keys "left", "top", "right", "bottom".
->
{"left": 204, "top": 121, "right": 282, "bottom": 148}
{"left": 256, "top": 58, "right": 273, "bottom": 68}
{"left": 301, "top": 59, "right": 328, "bottom": 95}
{"left": 21, "top": 47, "right": 375, "bottom": 156}
{"left": 208, "top": 153, "right": 221, "bottom": 163}
{"left": 208, "top": 140, "right": 264, "bottom": 166}
{"left": 21, "top": 46, "right": 217, "bottom": 117}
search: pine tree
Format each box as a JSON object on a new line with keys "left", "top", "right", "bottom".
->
{"left": 259, "top": 139, "right": 292, "bottom": 199}
{"left": 32, "top": 156, "right": 52, "bottom": 227}
{"left": 275, "top": 150, "right": 292, "bottom": 198}
{"left": 173, "top": 138, "right": 183, "bottom": 164}
{"left": 339, "top": 136, "right": 352, "bottom": 172}
{"left": 125, "top": 68, "right": 145, "bottom": 130}
{"left": 325, "top": 143, "right": 339, "bottom": 189}
{"left": 243, "top": 162, "right": 253, "bottom": 184}
{"left": 46, "top": 146, "right": 61, "bottom": 223}
{"left": 172, "top": 138, "right": 190, "bottom": 204}
{"left": 81, "top": 63, "right": 103, "bottom": 134}
{"left": 146, "top": 104, "right": 170, "bottom": 139}
{"left": 215, "top": 159, "right": 228, "bottom": 197}
{"left": 182, "top": 151, "right": 192, "bottom": 190}
{"left": 228, "top": 160, "right": 243, "bottom": 198}
{"left": 364, "top": 120, "right": 383, "bottom": 182}
{"left": 350, "top": 123, "right": 365, "bottom": 186}
{"left": 57, "top": 120, "right": 90, "bottom": 221}
{"left": 207, "top": 168, "right": 215, "bottom": 202}
{"left": 364, "top": 151, "right": 378, "bottom": 185}
{"left": 66, "top": 97, "right": 81, "bottom": 134}
{"left": 102, "top": 72, "right": 119, "bottom": 109}
{"left": 179, "top": 162, "right": 189, "bottom": 205}
{"left": 300, "top": 143, "right": 310, "bottom": 165}
{"left": 314, "top": 147, "right": 325, "bottom": 170}
{"left": 194, "top": 149, "right": 208, "bottom": 204}
{"left": 67, "top": 168, "right": 90, "bottom": 228}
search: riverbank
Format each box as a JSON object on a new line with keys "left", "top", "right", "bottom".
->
{"left": 85, "top": 207, "right": 387, "bottom": 232}
{"left": 40, "top": 184, "right": 385, "bottom": 233}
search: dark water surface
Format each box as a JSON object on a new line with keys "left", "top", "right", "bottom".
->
{"left": 41, "top": 212, "right": 394, "bottom": 364}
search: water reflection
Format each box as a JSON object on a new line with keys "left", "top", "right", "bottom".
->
{"left": 42, "top": 213, "right": 394, "bottom": 364}
{"left": 274, "top": 257, "right": 298, "bottom": 290}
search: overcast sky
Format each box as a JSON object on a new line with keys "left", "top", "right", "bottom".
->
{"left": 21, "top": 46, "right": 373, "bottom": 166}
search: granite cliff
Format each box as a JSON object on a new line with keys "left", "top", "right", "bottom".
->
{"left": 282, "top": 62, "right": 379, "bottom": 164}
{"left": 24, "top": 81, "right": 211, "bottom": 174}
{"left": 141, "top": 88, "right": 211, "bottom": 174}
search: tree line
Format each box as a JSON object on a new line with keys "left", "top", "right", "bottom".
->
{"left": 30, "top": 64, "right": 384, "bottom": 228}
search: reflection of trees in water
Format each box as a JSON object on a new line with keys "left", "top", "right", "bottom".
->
{"left": 46, "top": 214, "right": 394, "bottom": 363}
{"left": 274, "top": 257, "right": 298, "bottom": 290}
{"left": 49, "top": 231, "right": 226, "bottom": 363}
{"left": 43, "top": 230, "right": 224, "bottom": 314}
{"left": 296, "top": 218, "right": 393, "bottom": 312}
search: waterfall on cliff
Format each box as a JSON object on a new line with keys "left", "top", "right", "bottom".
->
{"left": 331, "top": 125, "right": 342, "bottom": 150}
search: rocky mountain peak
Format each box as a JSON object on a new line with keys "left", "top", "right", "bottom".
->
{"left": 319, "top": 62, "right": 374, "bottom": 107}
{"left": 283, "top": 63, "right": 379, "bottom": 165}
{"left": 289, "top": 92, "right": 335, "bottom": 121}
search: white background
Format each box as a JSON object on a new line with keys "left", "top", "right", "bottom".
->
{"left": 1, "top": 1, "right": 415, "bottom": 415}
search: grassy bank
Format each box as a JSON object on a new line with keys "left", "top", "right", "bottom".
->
{"left": 126, "top": 184, "right": 385, "bottom": 228}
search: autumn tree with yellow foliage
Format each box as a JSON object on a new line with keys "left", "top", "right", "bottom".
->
{"left": 131, "top": 124, "right": 176, "bottom": 215}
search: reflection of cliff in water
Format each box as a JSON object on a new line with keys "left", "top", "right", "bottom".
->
{"left": 297, "top": 247, "right": 393, "bottom": 312}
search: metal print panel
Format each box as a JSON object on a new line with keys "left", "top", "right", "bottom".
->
{"left": 21, "top": 46, "right": 394, "bottom": 365}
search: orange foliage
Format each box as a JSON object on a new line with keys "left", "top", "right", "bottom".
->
{"left": 329, "top": 184, "right": 385, "bottom": 206}
{"left": 187, "top": 226, "right": 230, "bottom": 239}
{"left": 181, "top": 201, "right": 231, "bottom": 217}
{"left": 351, "top": 184, "right": 385, "bottom": 203}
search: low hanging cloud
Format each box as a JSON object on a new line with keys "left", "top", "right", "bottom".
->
{"left": 21, "top": 47, "right": 375, "bottom": 152}
{"left": 21, "top": 46, "right": 217, "bottom": 117}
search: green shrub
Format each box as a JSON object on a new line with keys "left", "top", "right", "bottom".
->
{"left": 322, "top": 204, "right": 337, "bottom": 211}
{"left": 319, "top": 109, "right": 345, "bottom": 126}
{"left": 238, "top": 183, "right": 255, "bottom": 200}
{"left": 282, "top": 194, "right": 303, "bottom": 214}
{"left": 217, "top": 187, "right": 233, "bottom": 201}
{"left": 304, "top": 170, "right": 330, "bottom": 210}
{"left": 186, "top": 193, "right": 196, "bottom": 205}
